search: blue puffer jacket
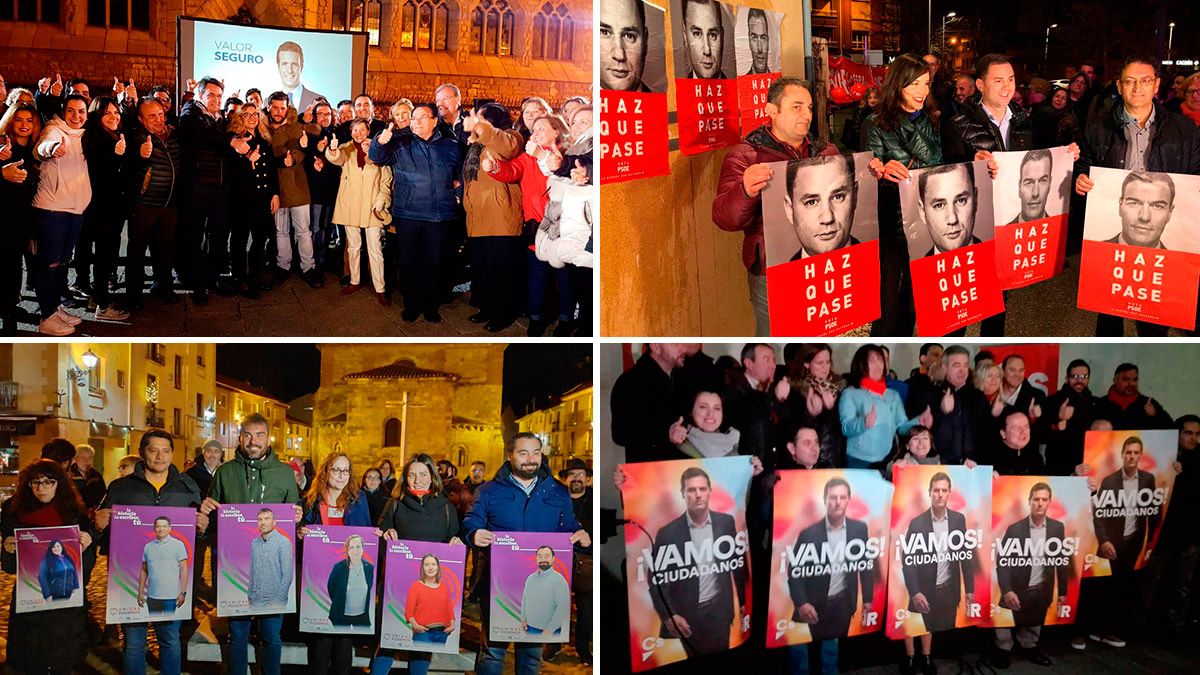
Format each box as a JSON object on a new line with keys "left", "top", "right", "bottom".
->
{"left": 368, "top": 127, "right": 464, "bottom": 222}
{"left": 461, "top": 460, "right": 580, "bottom": 543}
{"left": 839, "top": 385, "right": 922, "bottom": 463}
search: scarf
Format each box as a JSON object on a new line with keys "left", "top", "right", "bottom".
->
{"left": 1107, "top": 385, "right": 1138, "bottom": 410}
{"left": 408, "top": 488, "right": 432, "bottom": 498}
{"left": 799, "top": 373, "right": 844, "bottom": 399}
{"left": 1183, "top": 101, "right": 1200, "bottom": 127}
{"left": 860, "top": 377, "right": 887, "bottom": 396}
{"left": 354, "top": 141, "right": 367, "bottom": 169}
{"left": 681, "top": 427, "right": 741, "bottom": 459}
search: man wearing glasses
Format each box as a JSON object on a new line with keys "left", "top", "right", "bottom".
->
{"left": 1075, "top": 54, "right": 1200, "bottom": 337}
{"left": 1041, "top": 359, "right": 1098, "bottom": 477}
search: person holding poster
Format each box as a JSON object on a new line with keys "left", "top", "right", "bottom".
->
{"left": 199, "top": 412, "right": 301, "bottom": 675}
{"left": 0, "top": 459, "right": 95, "bottom": 674}
{"left": 461, "top": 432, "right": 586, "bottom": 675}
{"left": 1075, "top": 54, "right": 1200, "bottom": 336}
{"left": 520, "top": 545, "right": 571, "bottom": 636}
{"left": 1042, "top": 359, "right": 1099, "bottom": 476}
{"left": 713, "top": 77, "right": 841, "bottom": 336}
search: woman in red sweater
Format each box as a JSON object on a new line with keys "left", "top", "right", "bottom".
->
{"left": 405, "top": 553, "right": 456, "bottom": 650}
{"left": 485, "top": 114, "right": 575, "bottom": 337}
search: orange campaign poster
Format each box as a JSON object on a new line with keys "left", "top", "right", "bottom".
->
{"left": 987, "top": 475, "right": 1094, "bottom": 628}
{"left": 766, "top": 469, "right": 892, "bottom": 648}
{"left": 886, "top": 464, "right": 992, "bottom": 639}
{"left": 620, "top": 456, "right": 754, "bottom": 671}
{"left": 1081, "top": 429, "right": 1180, "bottom": 577}
{"left": 990, "top": 147, "right": 1074, "bottom": 289}
{"left": 1077, "top": 166, "right": 1200, "bottom": 329}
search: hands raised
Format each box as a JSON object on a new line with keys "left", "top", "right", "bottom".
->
{"left": 742, "top": 163, "right": 773, "bottom": 197}
{"left": 377, "top": 123, "right": 395, "bottom": 145}
{"left": 941, "top": 387, "right": 955, "bottom": 414}
{"left": 668, "top": 417, "right": 688, "bottom": 445}
{"left": 284, "top": 150, "right": 294, "bottom": 167}
{"left": 864, "top": 404, "right": 877, "bottom": 430}
{"left": 140, "top": 134, "right": 154, "bottom": 159}
{"left": 299, "top": 130, "right": 308, "bottom": 149}
{"left": 569, "top": 159, "right": 587, "bottom": 185}
{"left": 114, "top": 133, "right": 126, "bottom": 156}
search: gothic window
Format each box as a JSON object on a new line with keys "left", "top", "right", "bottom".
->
{"left": 470, "top": 0, "right": 514, "bottom": 56}
{"left": 333, "top": 0, "right": 383, "bottom": 46}
{"left": 532, "top": 4, "right": 574, "bottom": 61}
{"left": 400, "top": 0, "right": 450, "bottom": 51}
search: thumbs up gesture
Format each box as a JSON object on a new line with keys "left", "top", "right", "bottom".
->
{"left": 284, "top": 150, "right": 294, "bottom": 167}
{"left": 313, "top": 156, "right": 324, "bottom": 172}
{"left": 113, "top": 77, "right": 124, "bottom": 96}
{"left": 668, "top": 417, "right": 688, "bottom": 445}
{"left": 1059, "top": 398, "right": 1075, "bottom": 423}
{"left": 330, "top": 135, "right": 340, "bottom": 151}
{"left": 126, "top": 78, "right": 137, "bottom": 101}
{"left": 570, "top": 159, "right": 587, "bottom": 185}
{"left": 140, "top": 134, "right": 153, "bottom": 159}
{"left": 1028, "top": 399, "right": 1042, "bottom": 422}
{"left": 377, "top": 123, "right": 394, "bottom": 145}
{"left": 248, "top": 146, "right": 261, "bottom": 167}
{"left": 2, "top": 159, "right": 27, "bottom": 184}
{"left": 481, "top": 155, "right": 498, "bottom": 173}
{"left": 865, "top": 404, "right": 877, "bottom": 430}
{"left": 941, "top": 387, "right": 955, "bottom": 414}
{"left": 546, "top": 149, "right": 563, "bottom": 172}
{"left": 114, "top": 133, "right": 126, "bottom": 156}
{"left": 317, "top": 135, "right": 328, "bottom": 152}
{"left": 50, "top": 72, "right": 63, "bottom": 96}
{"left": 0, "top": 136, "right": 11, "bottom": 162}
{"left": 299, "top": 130, "right": 308, "bottom": 148}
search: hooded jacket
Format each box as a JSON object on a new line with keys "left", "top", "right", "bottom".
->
{"left": 207, "top": 446, "right": 300, "bottom": 506}
{"left": 536, "top": 180, "right": 593, "bottom": 269}
{"left": 32, "top": 116, "right": 91, "bottom": 214}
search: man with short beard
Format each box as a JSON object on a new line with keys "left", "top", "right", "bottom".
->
{"left": 264, "top": 91, "right": 324, "bottom": 289}
{"left": 548, "top": 458, "right": 592, "bottom": 664}
{"left": 520, "top": 546, "right": 571, "bottom": 637}
{"left": 305, "top": 100, "right": 340, "bottom": 270}
{"left": 463, "top": 433, "right": 588, "bottom": 675}
{"left": 611, "top": 344, "right": 692, "bottom": 463}
{"left": 1041, "top": 359, "right": 1098, "bottom": 476}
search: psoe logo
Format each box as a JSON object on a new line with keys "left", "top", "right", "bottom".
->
{"left": 893, "top": 607, "right": 911, "bottom": 629}
{"left": 640, "top": 636, "right": 664, "bottom": 662}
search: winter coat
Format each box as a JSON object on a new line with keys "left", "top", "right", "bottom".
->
{"left": 941, "top": 97, "right": 1033, "bottom": 163}
{"left": 488, "top": 150, "right": 553, "bottom": 224}
{"left": 124, "top": 125, "right": 181, "bottom": 208}
{"left": 864, "top": 109, "right": 943, "bottom": 168}
{"left": 207, "top": 446, "right": 300, "bottom": 506}
{"left": 38, "top": 551, "right": 79, "bottom": 599}
{"left": 266, "top": 106, "right": 321, "bottom": 207}
{"left": 553, "top": 132, "right": 593, "bottom": 184}
{"left": 103, "top": 462, "right": 204, "bottom": 510}
{"left": 326, "top": 141, "right": 393, "bottom": 229}
{"left": 305, "top": 126, "right": 341, "bottom": 205}
{"left": 536, "top": 180, "right": 593, "bottom": 268}
{"left": 713, "top": 125, "right": 840, "bottom": 272}
{"left": 1079, "top": 100, "right": 1200, "bottom": 176}
{"left": 461, "top": 461, "right": 580, "bottom": 543}
{"left": 32, "top": 116, "right": 91, "bottom": 214}
{"left": 463, "top": 122, "right": 523, "bottom": 237}
{"left": 839, "top": 385, "right": 921, "bottom": 463}
{"left": 369, "top": 127, "right": 464, "bottom": 222}
{"left": 176, "top": 100, "right": 231, "bottom": 187}
{"left": 378, "top": 491, "right": 460, "bottom": 543}
{"left": 299, "top": 491, "right": 373, "bottom": 527}
{"left": 228, "top": 134, "right": 280, "bottom": 207}
{"left": 81, "top": 124, "right": 127, "bottom": 208}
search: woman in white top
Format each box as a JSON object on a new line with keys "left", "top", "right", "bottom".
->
{"left": 326, "top": 118, "right": 394, "bottom": 306}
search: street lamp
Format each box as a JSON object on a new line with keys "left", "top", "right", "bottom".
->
{"left": 1169, "top": 22, "right": 1176, "bottom": 61}
{"left": 81, "top": 349, "right": 99, "bottom": 369}
{"left": 1044, "top": 23, "right": 1059, "bottom": 70}
{"left": 942, "top": 12, "right": 956, "bottom": 56}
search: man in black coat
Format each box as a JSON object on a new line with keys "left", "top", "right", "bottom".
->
{"left": 1041, "top": 359, "right": 1098, "bottom": 476}
{"left": 1093, "top": 363, "right": 1175, "bottom": 431}
{"left": 611, "top": 344, "right": 690, "bottom": 464}
{"left": 930, "top": 346, "right": 988, "bottom": 466}
{"left": 723, "top": 343, "right": 785, "bottom": 471}
{"left": 1093, "top": 435, "right": 1160, "bottom": 575}
{"left": 185, "top": 439, "right": 223, "bottom": 597}
{"left": 650, "top": 466, "right": 749, "bottom": 657}
{"left": 902, "top": 472, "right": 976, "bottom": 633}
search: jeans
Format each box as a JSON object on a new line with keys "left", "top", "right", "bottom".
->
{"left": 527, "top": 249, "right": 574, "bottom": 322}
{"left": 0, "top": 206, "right": 33, "bottom": 327}
{"left": 179, "top": 183, "right": 230, "bottom": 291}
{"left": 788, "top": 639, "right": 839, "bottom": 675}
{"left": 33, "top": 208, "right": 84, "bottom": 319}
{"left": 275, "top": 205, "right": 315, "bottom": 272}
{"left": 126, "top": 204, "right": 177, "bottom": 298}
{"left": 124, "top": 603, "right": 181, "bottom": 675}
{"left": 369, "top": 650, "right": 433, "bottom": 675}
{"left": 477, "top": 642, "right": 543, "bottom": 675}
{"left": 413, "top": 629, "right": 450, "bottom": 643}
{"left": 82, "top": 199, "right": 125, "bottom": 306}
{"left": 229, "top": 613, "right": 283, "bottom": 675}
{"left": 396, "top": 218, "right": 451, "bottom": 313}
{"left": 310, "top": 202, "right": 333, "bottom": 265}
{"left": 748, "top": 271, "right": 770, "bottom": 336}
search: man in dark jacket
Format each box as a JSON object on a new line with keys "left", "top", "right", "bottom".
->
{"left": 723, "top": 343, "right": 785, "bottom": 471}
{"left": 185, "top": 438, "right": 223, "bottom": 597}
{"left": 1041, "top": 359, "right": 1098, "bottom": 476}
{"left": 713, "top": 77, "right": 841, "bottom": 336}
{"left": 462, "top": 433, "right": 587, "bottom": 675}
{"left": 554, "top": 458, "right": 592, "bottom": 664}
{"left": 930, "top": 346, "right": 988, "bottom": 465}
{"left": 69, "top": 444, "right": 106, "bottom": 510}
{"left": 177, "top": 77, "right": 250, "bottom": 304}
{"left": 1093, "top": 362, "right": 1175, "bottom": 430}
{"left": 1075, "top": 55, "right": 1200, "bottom": 336}
{"left": 304, "top": 100, "right": 341, "bottom": 272}
{"left": 611, "top": 344, "right": 689, "bottom": 464}
{"left": 97, "top": 429, "right": 204, "bottom": 675}
{"left": 1162, "top": 415, "right": 1200, "bottom": 640}
{"left": 125, "top": 97, "right": 183, "bottom": 307}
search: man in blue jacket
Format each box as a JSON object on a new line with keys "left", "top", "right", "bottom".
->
{"left": 463, "top": 432, "right": 589, "bottom": 675}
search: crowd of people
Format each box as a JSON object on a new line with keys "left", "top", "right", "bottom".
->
{"left": 610, "top": 343, "right": 1199, "bottom": 674}
{"left": 719, "top": 51, "right": 1200, "bottom": 337}
{"left": 0, "top": 72, "right": 594, "bottom": 336}
{"left": 0, "top": 416, "right": 594, "bottom": 675}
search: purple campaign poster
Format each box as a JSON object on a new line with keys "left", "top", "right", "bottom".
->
{"left": 380, "top": 540, "right": 467, "bottom": 652}
{"left": 489, "top": 532, "right": 573, "bottom": 644}
{"left": 216, "top": 503, "right": 296, "bottom": 617}
{"left": 106, "top": 505, "right": 196, "bottom": 624}
{"left": 15, "top": 525, "right": 84, "bottom": 613}
{"left": 299, "top": 524, "right": 380, "bottom": 634}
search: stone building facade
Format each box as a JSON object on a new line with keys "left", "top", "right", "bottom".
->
{"left": 312, "top": 344, "right": 504, "bottom": 474}
{"left": 0, "top": 0, "right": 590, "bottom": 109}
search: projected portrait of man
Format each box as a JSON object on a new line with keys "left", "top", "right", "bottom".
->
{"left": 276, "top": 41, "right": 324, "bottom": 110}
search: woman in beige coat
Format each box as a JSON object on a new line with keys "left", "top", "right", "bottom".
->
{"left": 326, "top": 119, "right": 394, "bottom": 306}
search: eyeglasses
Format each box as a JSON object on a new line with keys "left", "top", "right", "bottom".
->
{"left": 30, "top": 478, "right": 57, "bottom": 488}
{"left": 1120, "top": 77, "right": 1157, "bottom": 90}
{"left": 330, "top": 467, "right": 351, "bottom": 476}
{"left": 1188, "top": 89, "right": 1200, "bottom": 97}
{"left": 1068, "top": 374, "right": 1090, "bottom": 381}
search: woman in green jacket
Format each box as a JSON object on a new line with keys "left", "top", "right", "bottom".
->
{"left": 864, "top": 53, "right": 944, "bottom": 337}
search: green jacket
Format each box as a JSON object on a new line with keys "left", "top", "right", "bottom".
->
{"left": 208, "top": 446, "right": 300, "bottom": 506}
{"left": 864, "top": 110, "right": 943, "bottom": 168}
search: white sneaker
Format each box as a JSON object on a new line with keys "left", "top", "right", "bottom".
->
{"left": 95, "top": 305, "right": 130, "bottom": 321}
{"left": 55, "top": 307, "right": 82, "bottom": 326}
{"left": 1100, "top": 634, "right": 1126, "bottom": 647}
{"left": 38, "top": 314, "right": 75, "bottom": 336}
{"left": 1070, "top": 637, "right": 1087, "bottom": 650}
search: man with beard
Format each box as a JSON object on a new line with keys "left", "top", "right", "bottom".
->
{"left": 520, "top": 546, "right": 571, "bottom": 637}
{"left": 1093, "top": 362, "right": 1175, "bottom": 430}
{"left": 1041, "top": 360, "right": 1098, "bottom": 476}
{"left": 993, "top": 483, "right": 1064, "bottom": 667}
{"left": 903, "top": 472, "right": 976, "bottom": 634}
{"left": 743, "top": 8, "right": 771, "bottom": 75}
{"left": 787, "top": 477, "right": 874, "bottom": 674}
{"left": 682, "top": 0, "right": 728, "bottom": 79}
{"left": 650, "top": 466, "right": 748, "bottom": 657}
{"left": 1011, "top": 150, "right": 1055, "bottom": 223}
{"left": 548, "top": 459, "right": 592, "bottom": 663}
{"left": 463, "top": 433, "right": 587, "bottom": 675}
{"left": 1107, "top": 171, "right": 1175, "bottom": 249}
{"left": 199, "top": 414, "right": 300, "bottom": 675}
{"left": 247, "top": 508, "right": 293, "bottom": 610}
{"left": 611, "top": 344, "right": 692, "bottom": 464}
{"left": 264, "top": 91, "right": 325, "bottom": 289}
{"left": 782, "top": 154, "right": 860, "bottom": 261}
{"left": 918, "top": 163, "right": 982, "bottom": 256}
{"left": 601, "top": 0, "right": 653, "bottom": 92}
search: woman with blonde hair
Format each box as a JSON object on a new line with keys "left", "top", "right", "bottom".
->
{"left": 227, "top": 102, "right": 280, "bottom": 298}
{"left": 389, "top": 99, "right": 414, "bottom": 130}
{"left": 327, "top": 118, "right": 394, "bottom": 305}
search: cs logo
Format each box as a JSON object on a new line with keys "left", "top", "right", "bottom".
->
{"left": 640, "top": 636, "right": 664, "bottom": 662}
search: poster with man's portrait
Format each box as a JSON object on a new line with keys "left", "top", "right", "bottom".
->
{"left": 619, "top": 456, "right": 754, "bottom": 671}
{"left": 14, "top": 525, "right": 84, "bottom": 614}
{"left": 670, "top": 0, "right": 740, "bottom": 154}
{"left": 489, "top": 532, "right": 573, "bottom": 644}
{"left": 762, "top": 152, "right": 881, "bottom": 336}
{"left": 1080, "top": 430, "right": 1179, "bottom": 577}
{"left": 986, "top": 475, "right": 1093, "bottom": 629}
{"left": 767, "top": 469, "right": 892, "bottom": 648}
{"left": 299, "top": 525, "right": 379, "bottom": 634}
{"left": 600, "top": 0, "right": 671, "bottom": 184}
{"left": 106, "top": 505, "right": 196, "bottom": 624}
{"left": 901, "top": 160, "right": 1005, "bottom": 335}
{"left": 733, "top": 6, "right": 786, "bottom": 134}
{"left": 991, "top": 147, "right": 1075, "bottom": 289}
{"left": 380, "top": 539, "right": 467, "bottom": 652}
{"left": 216, "top": 503, "right": 296, "bottom": 617}
{"left": 1077, "top": 166, "right": 1200, "bottom": 329}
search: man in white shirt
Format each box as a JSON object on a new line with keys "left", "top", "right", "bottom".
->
{"left": 903, "top": 472, "right": 976, "bottom": 633}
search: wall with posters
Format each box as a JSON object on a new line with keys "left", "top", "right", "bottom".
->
{"left": 600, "top": 0, "right": 808, "bottom": 336}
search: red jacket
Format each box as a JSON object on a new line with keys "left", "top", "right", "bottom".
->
{"left": 490, "top": 152, "right": 549, "bottom": 223}
{"left": 713, "top": 126, "right": 840, "bottom": 272}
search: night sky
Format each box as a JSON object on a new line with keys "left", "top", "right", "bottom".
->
{"left": 215, "top": 344, "right": 592, "bottom": 412}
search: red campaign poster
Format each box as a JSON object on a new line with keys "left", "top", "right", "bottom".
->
{"left": 1077, "top": 167, "right": 1200, "bottom": 329}
{"left": 991, "top": 147, "right": 1074, "bottom": 289}
{"left": 599, "top": 0, "right": 671, "bottom": 184}
{"left": 670, "top": 0, "right": 740, "bottom": 154}
{"left": 901, "top": 160, "right": 1005, "bottom": 335}
{"left": 978, "top": 344, "right": 1060, "bottom": 394}
{"left": 760, "top": 153, "right": 881, "bottom": 336}
{"left": 828, "top": 56, "right": 888, "bottom": 105}
{"left": 731, "top": 6, "right": 785, "bottom": 135}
